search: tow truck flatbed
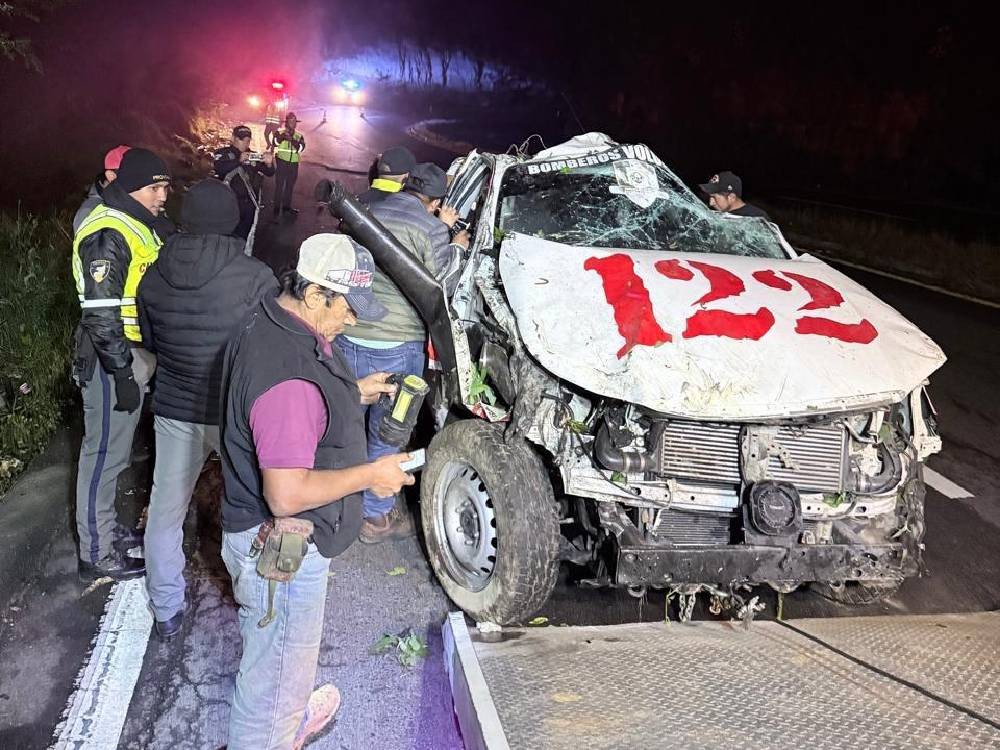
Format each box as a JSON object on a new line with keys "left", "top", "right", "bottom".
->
{"left": 442, "top": 611, "right": 1000, "bottom": 750}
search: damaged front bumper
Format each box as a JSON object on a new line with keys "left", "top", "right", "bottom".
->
{"left": 614, "top": 541, "right": 912, "bottom": 587}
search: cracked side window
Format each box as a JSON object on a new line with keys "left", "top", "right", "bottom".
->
{"left": 496, "top": 152, "right": 788, "bottom": 259}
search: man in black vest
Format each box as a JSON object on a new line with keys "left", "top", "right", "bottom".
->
{"left": 219, "top": 233, "right": 414, "bottom": 749}
{"left": 137, "top": 178, "right": 277, "bottom": 640}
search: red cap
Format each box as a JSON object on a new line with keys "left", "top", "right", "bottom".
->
{"left": 104, "top": 145, "right": 131, "bottom": 171}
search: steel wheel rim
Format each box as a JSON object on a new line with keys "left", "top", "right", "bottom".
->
{"left": 434, "top": 460, "right": 498, "bottom": 592}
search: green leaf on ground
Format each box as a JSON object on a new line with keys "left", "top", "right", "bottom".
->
{"left": 369, "top": 629, "right": 429, "bottom": 667}
{"left": 387, "top": 566, "right": 406, "bottom": 576}
{"left": 369, "top": 634, "right": 396, "bottom": 655}
{"left": 397, "top": 632, "right": 429, "bottom": 667}
{"left": 528, "top": 616, "right": 550, "bottom": 627}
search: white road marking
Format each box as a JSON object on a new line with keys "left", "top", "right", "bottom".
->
{"left": 50, "top": 579, "right": 152, "bottom": 749}
{"left": 924, "top": 467, "right": 975, "bottom": 500}
{"left": 798, "top": 249, "right": 1000, "bottom": 309}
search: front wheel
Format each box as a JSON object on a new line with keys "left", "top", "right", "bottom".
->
{"left": 420, "top": 419, "right": 560, "bottom": 624}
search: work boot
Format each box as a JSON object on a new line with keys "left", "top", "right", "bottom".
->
{"left": 154, "top": 602, "right": 187, "bottom": 641}
{"left": 292, "top": 684, "right": 341, "bottom": 749}
{"left": 78, "top": 551, "right": 146, "bottom": 583}
{"left": 359, "top": 501, "right": 415, "bottom": 545}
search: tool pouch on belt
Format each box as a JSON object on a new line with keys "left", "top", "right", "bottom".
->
{"left": 252, "top": 517, "right": 315, "bottom": 628}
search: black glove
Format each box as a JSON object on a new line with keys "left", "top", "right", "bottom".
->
{"left": 113, "top": 367, "right": 141, "bottom": 413}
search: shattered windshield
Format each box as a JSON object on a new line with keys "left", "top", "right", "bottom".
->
{"left": 496, "top": 146, "right": 789, "bottom": 259}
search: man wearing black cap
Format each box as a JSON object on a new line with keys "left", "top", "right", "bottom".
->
{"left": 699, "top": 171, "right": 771, "bottom": 220}
{"left": 72, "top": 147, "right": 173, "bottom": 582}
{"left": 338, "top": 162, "right": 469, "bottom": 543}
{"left": 137, "top": 179, "right": 277, "bottom": 639}
{"left": 219, "top": 233, "right": 414, "bottom": 748}
{"left": 357, "top": 145, "right": 417, "bottom": 207}
{"left": 213, "top": 125, "right": 275, "bottom": 246}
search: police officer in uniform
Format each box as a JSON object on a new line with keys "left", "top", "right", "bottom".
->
{"left": 72, "top": 148, "right": 172, "bottom": 582}
{"left": 273, "top": 112, "right": 305, "bottom": 217}
{"left": 213, "top": 125, "right": 275, "bottom": 249}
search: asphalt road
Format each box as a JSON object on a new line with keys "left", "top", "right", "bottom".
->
{"left": 0, "top": 104, "right": 997, "bottom": 749}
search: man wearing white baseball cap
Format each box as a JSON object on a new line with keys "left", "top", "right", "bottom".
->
{"left": 219, "top": 233, "right": 415, "bottom": 748}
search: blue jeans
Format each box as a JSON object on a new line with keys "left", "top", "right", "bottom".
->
{"left": 335, "top": 337, "right": 426, "bottom": 518}
{"left": 222, "top": 525, "right": 330, "bottom": 750}
{"left": 145, "top": 416, "right": 219, "bottom": 621}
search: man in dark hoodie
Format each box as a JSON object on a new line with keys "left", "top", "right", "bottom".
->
{"left": 137, "top": 179, "right": 277, "bottom": 639}
{"left": 73, "top": 148, "right": 173, "bottom": 583}
{"left": 73, "top": 145, "right": 130, "bottom": 233}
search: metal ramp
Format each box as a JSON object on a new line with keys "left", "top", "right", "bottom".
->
{"left": 442, "top": 611, "right": 1000, "bottom": 750}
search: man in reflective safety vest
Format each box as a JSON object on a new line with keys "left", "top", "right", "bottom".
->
{"left": 263, "top": 102, "right": 282, "bottom": 151}
{"left": 357, "top": 146, "right": 416, "bottom": 208}
{"left": 273, "top": 111, "right": 305, "bottom": 217}
{"left": 72, "top": 148, "right": 172, "bottom": 583}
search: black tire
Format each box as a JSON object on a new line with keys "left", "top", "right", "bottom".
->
{"left": 420, "top": 419, "right": 560, "bottom": 624}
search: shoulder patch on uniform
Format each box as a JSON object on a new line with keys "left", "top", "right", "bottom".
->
{"left": 89, "top": 259, "right": 110, "bottom": 283}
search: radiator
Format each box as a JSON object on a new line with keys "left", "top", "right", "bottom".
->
{"left": 651, "top": 509, "right": 734, "bottom": 545}
{"left": 658, "top": 420, "right": 846, "bottom": 493}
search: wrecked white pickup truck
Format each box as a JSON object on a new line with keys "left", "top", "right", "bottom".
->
{"left": 323, "top": 132, "right": 946, "bottom": 625}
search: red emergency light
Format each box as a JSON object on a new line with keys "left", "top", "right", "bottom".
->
{"left": 270, "top": 80, "right": 285, "bottom": 91}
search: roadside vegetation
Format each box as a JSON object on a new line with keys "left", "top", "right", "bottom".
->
{"left": 769, "top": 203, "right": 1000, "bottom": 304}
{"left": 0, "top": 105, "right": 225, "bottom": 498}
{"left": 0, "top": 210, "right": 77, "bottom": 496}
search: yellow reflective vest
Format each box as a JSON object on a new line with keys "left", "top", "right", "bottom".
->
{"left": 274, "top": 131, "right": 304, "bottom": 164}
{"left": 72, "top": 205, "right": 161, "bottom": 343}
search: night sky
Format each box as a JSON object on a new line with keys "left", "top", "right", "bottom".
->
{"left": 2, "top": 0, "right": 996, "bottom": 214}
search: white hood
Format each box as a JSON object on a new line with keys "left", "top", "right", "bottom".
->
{"left": 498, "top": 234, "right": 946, "bottom": 420}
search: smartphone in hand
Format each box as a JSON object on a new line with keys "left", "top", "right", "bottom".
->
{"left": 399, "top": 449, "right": 426, "bottom": 473}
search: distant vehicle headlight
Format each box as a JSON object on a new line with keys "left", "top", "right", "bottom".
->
{"left": 247, "top": 95, "right": 262, "bottom": 108}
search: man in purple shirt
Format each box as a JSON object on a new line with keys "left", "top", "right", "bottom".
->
{"left": 219, "top": 233, "right": 415, "bottom": 748}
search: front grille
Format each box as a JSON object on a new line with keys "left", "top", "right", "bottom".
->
{"left": 658, "top": 420, "right": 846, "bottom": 493}
{"left": 651, "top": 509, "right": 733, "bottom": 545}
